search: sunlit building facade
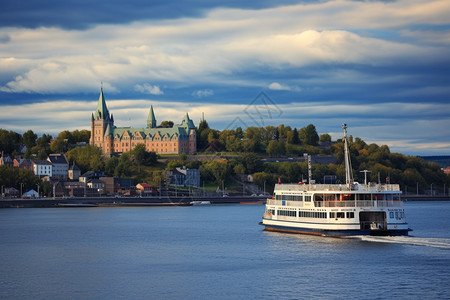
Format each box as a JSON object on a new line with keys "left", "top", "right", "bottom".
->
{"left": 90, "top": 89, "right": 196, "bottom": 156}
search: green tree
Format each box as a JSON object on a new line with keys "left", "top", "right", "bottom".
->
{"left": 22, "top": 130, "right": 37, "bottom": 149}
{"left": 241, "top": 153, "right": 263, "bottom": 174}
{"left": 72, "top": 130, "right": 90, "bottom": 143}
{"left": 320, "top": 133, "right": 331, "bottom": 143}
{"left": 298, "top": 124, "right": 319, "bottom": 146}
{"left": 0, "top": 129, "right": 22, "bottom": 154}
{"left": 200, "top": 159, "right": 231, "bottom": 185}
{"left": 159, "top": 120, "right": 174, "bottom": 128}
{"left": 105, "top": 156, "right": 119, "bottom": 176}
{"left": 66, "top": 145, "right": 104, "bottom": 173}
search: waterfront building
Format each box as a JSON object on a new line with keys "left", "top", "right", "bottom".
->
{"left": 32, "top": 160, "right": 53, "bottom": 177}
{"left": 90, "top": 89, "right": 197, "bottom": 156}
{"left": 68, "top": 163, "right": 81, "bottom": 180}
{"left": 47, "top": 154, "right": 69, "bottom": 179}
{"left": 165, "top": 167, "right": 200, "bottom": 188}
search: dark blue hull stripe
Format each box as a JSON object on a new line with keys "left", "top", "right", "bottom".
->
{"left": 263, "top": 224, "right": 409, "bottom": 236}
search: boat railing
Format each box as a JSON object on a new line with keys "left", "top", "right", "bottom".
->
{"left": 274, "top": 183, "right": 401, "bottom": 192}
{"left": 266, "top": 199, "right": 403, "bottom": 208}
{"left": 316, "top": 200, "right": 402, "bottom": 208}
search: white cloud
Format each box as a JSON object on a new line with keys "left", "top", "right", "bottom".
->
{"left": 192, "top": 89, "right": 214, "bottom": 98}
{"left": 134, "top": 83, "right": 164, "bottom": 95}
{"left": 0, "top": 0, "right": 448, "bottom": 94}
{"left": 268, "top": 82, "right": 290, "bottom": 91}
{"left": 268, "top": 82, "right": 301, "bottom": 92}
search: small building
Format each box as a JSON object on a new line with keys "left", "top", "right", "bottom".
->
{"left": 0, "top": 152, "right": 13, "bottom": 167}
{"left": 79, "top": 170, "right": 105, "bottom": 183}
{"left": 13, "top": 158, "right": 33, "bottom": 171}
{"left": 87, "top": 178, "right": 105, "bottom": 194}
{"left": 68, "top": 163, "right": 81, "bottom": 180}
{"left": 32, "top": 160, "right": 53, "bottom": 177}
{"left": 443, "top": 167, "right": 450, "bottom": 175}
{"left": 136, "top": 183, "right": 157, "bottom": 196}
{"left": 47, "top": 154, "right": 69, "bottom": 179}
{"left": 166, "top": 167, "right": 200, "bottom": 188}
{"left": 23, "top": 189, "right": 39, "bottom": 198}
{"left": 4, "top": 187, "right": 19, "bottom": 198}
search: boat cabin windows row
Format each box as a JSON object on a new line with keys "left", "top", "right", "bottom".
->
{"left": 274, "top": 194, "right": 313, "bottom": 201}
{"left": 390, "top": 211, "right": 405, "bottom": 220}
{"left": 275, "top": 210, "right": 327, "bottom": 219}
{"left": 298, "top": 211, "right": 326, "bottom": 218}
{"left": 275, "top": 194, "right": 303, "bottom": 201}
{"left": 330, "top": 212, "right": 354, "bottom": 219}
{"left": 277, "top": 210, "right": 297, "bottom": 217}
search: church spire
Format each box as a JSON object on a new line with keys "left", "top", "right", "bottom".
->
{"left": 147, "top": 105, "right": 156, "bottom": 128}
{"left": 95, "top": 87, "right": 110, "bottom": 120}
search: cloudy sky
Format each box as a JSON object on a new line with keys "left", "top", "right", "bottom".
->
{"left": 0, "top": 0, "right": 449, "bottom": 155}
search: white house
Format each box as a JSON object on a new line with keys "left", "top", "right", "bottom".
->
{"left": 32, "top": 160, "right": 53, "bottom": 177}
{"left": 47, "top": 154, "right": 69, "bottom": 178}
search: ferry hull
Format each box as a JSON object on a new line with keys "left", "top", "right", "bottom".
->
{"left": 262, "top": 223, "right": 409, "bottom": 237}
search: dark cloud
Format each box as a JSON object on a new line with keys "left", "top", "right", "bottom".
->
{"left": 0, "top": 0, "right": 303, "bottom": 29}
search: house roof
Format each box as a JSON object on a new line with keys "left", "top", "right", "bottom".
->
{"left": 137, "top": 183, "right": 152, "bottom": 188}
{"left": 48, "top": 154, "right": 68, "bottom": 164}
{"left": 32, "top": 159, "right": 53, "bottom": 166}
{"left": 69, "top": 163, "right": 80, "bottom": 171}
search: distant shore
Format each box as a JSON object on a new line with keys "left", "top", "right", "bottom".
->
{"left": 0, "top": 195, "right": 267, "bottom": 208}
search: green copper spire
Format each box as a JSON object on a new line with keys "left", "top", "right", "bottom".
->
{"left": 147, "top": 105, "right": 156, "bottom": 128}
{"left": 104, "top": 123, "right": 113, "bottom": 137}
{"left": 95, "top": 88, "right": 110, "bottom": 120}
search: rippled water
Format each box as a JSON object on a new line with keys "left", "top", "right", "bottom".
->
{"left": 0, "top": 201, "right": 449, "bottom": 299}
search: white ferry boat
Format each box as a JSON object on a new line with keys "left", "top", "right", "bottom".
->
{"left": 261, "top": 124, "right": 411, "bottom": 237}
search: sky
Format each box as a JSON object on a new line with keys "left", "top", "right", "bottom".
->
{"left": 0, "top": 0, "right": 449, "bottom": 156}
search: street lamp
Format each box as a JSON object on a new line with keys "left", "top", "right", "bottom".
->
{"left": 20, "top": 183, "right": 24, "bottom": 198}
{"left": 36, "top": 183, "right": 40, "bottom": 198}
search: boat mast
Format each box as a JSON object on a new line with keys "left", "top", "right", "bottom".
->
{"left": 342, "top": 124, "right": 354, "bottom": 188}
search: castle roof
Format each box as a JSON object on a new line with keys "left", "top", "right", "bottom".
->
{"left": 147, "top": 105, "right": 156, "bottom": 128}
{"left": 95, "top": 88, "right": 110, "bottom": 120}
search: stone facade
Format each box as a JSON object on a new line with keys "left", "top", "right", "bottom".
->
{"left": 90, "top": 89, "right": 197, "bottom": 156}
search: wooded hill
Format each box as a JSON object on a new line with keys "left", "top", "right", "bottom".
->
{"left": 1, "top": 122, "right": 449, "bottom": 195}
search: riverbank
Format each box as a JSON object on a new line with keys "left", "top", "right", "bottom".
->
{"left": 0, "top": 195, "right": 267, "bottom": 208}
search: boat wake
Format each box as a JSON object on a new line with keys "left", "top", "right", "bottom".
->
{"left": 353, "top": 236, "right": 450, "bottom": 249}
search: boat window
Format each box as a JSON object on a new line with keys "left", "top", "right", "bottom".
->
{"left": 304, "top": 195, "right": 311, "bottom": 202}
{"left": 346, "top": 212, "right": 354, "bottom": 218}
{"left": 280, "top": 195, "right": 303, "bottom": 201}
{"left": 277, "top": 210, "right": 297, "bottom": 217}
{"left": 336, "top": 212, "right": 345, "bottom": 218}
{"left": 299, "top": 211, "right": 327, "bottom": 218}
{"left": 330, "top": 212, "right": 335, "bottom": 218}
{"left": 390, "top": 212, "right": 394, "bottom": 219}
{"left": 395, "top": 212, "right": 399, "bottom": 219}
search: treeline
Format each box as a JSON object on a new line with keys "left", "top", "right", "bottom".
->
{"left": 197, "top": 120, "right": 331, "bottom": 156}
{"left": 1, "top": 123, "right": 449, "bottom": 195}
{"left": 0, "top": 129, "right": 90, "bottom": 159}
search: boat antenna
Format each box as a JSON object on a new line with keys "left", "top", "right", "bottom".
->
{"left": 303, "top": 153, "right": 312, "bottom": 184}
{"left": 342, "top": 124, "right": 354, "bottom": 187}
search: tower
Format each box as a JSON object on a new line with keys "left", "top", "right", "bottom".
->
{"left": 147, "top": 105, "right": 157, "bottom": 128}
{"left": 90, "top": 88, "right": 114, "bottom": 155}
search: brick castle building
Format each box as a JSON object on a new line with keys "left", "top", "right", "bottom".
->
{"left": 90, "top": 89, "right": 196, "bottom": 156}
